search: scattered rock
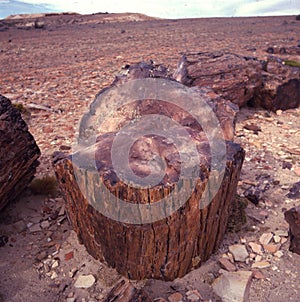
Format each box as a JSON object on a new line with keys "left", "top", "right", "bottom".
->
{"left": 186, "top": 290, "right": 202, "bottom": 301}
{"left": 259, "top": 233, "right": 273, "bottom": 245}
{"left": 252, "top": 270, "right": 265, "bottom": 279}
{"left": 286, "top": 182, "right": 300, "bottom": 199}
{"left": 274, "top": 250, "right": 284, "bottom": 258}
{"left": 263, "top": 244, "right": 279, "bottom": 253}
{"left": 248, "top": 242, "right": 263, "bottom": 255}
{"left": 212, "top": 271, "right": 253, "bottom": 302}
{"left": 243, "top": 124, "right": 261, "bottom": 134}
{"left": 219, "top": 257, "right": 237, "bottom": 272}
{"left": 29, "top": 223, "right": 42, "bottom": 233}
{"left": 12, "top": 220, "right": 27, "bottom": 233}
{"left": 65, "top": 251, "right": 74, "bottom": 261}
{"left": 229, "top": 244, "right": 249, "bottom": 262}
{"left": 74, "top": 274, "right": 96, "bottom": 289}
{"left": 251, "top": 261, "right": 271, "bottom": 269}
{"left": 168, "top": 292, "right": 183, "bottom": 302}
{"left": 41, "top": 220, "right": 50, "bottom": 229}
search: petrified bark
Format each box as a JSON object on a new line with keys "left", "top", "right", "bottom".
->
{"left": 284, "top": 206, "right": 300, "bottom": 255}
{"left": 173, "top": 51, "right": 262, "bottom": 108}
{"left": 54, "top": 65, "right": 245, "bottom": 280}
{"left": 251, "top": 57, "right": 300, "bottom": 111}
{"left": 0, "top": 95, "right": 40, "bottom": 211}
{"left": 104, "top": 279, "right": 151, "bottom": 302}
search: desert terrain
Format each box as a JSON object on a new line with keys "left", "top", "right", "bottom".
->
{"left": 0, "top": 12, "right": 300, "bottom": 302}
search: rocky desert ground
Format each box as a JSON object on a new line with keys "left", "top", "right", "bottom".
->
{"left": 0, "top": 12, "right": 300, "bottom": 302}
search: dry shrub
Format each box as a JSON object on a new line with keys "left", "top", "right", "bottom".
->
{"left": 30, "top": 175, "right": 58, "bottom": 197}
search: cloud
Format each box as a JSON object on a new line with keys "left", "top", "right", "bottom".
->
{"left": 1, "top": 0, "right": 300, "bottom": 19}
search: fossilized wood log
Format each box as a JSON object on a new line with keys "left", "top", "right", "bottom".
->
{"left": 0, "top": 95, "right": 40, "bottom": 211}
{"left": 173, "top": 52, "right": 262, "bottom": 108}
{"left": 54, "top": 136, "right": 244, "bottom": 281}
{"left": 285, "top": 206, "right": 300, "bottom": 255}
{"left": 251, "top": 57, "right": 300, "bottom": 111}
{"left": 53, "top": 61, "right": 244, "bottom": 280}
{"left": 103, "top": 279, "right": 151, "bottom": 302}
{"left": 174, "top": 52, "right": 300, "bottom": 111}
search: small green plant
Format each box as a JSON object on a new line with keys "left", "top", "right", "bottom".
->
{"left": 30, "top": 175, "right": 58, "bottom": 197}
{"left": 284, "top": 60, "right": 300, "bottom": 68}
{"left": 12, "top": 102, "right": 31, "bottom": 122}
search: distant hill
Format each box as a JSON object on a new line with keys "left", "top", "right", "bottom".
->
{"left": 0, "top": 0, "right": 58, "bottom": 19}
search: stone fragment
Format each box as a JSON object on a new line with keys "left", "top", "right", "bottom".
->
{"left": 41, "top": 220, "right": 50, "bottom": 229}
{"left": 66, "top": 298, "right": 75, "bottom": 302}
{"left": 219, "top": 258, "right": 237, "bottom": 272}
{"left": 186, "top": 290, "right": 202, "bottom": 301}
{"left": 248, "top": 242, "right": 263, "bottom": 255}
{"left": 51, "top": 260, "right": 59, "bottom": 269}
{"left": 65, "top": 251, "right": 74, "bottom": 261}
{"left": 153, "top": 299, "right": 167, "bottom": 302}
{"left": 294, "top": 167, "right": 300, "bottom": 177}
{"left": 259, "top": 233, "right": 273, "bottom": 245}
{"left": 74, "top": 275, "right": 96, "bottom": 289}
{"left": 274, "top": 251, "right": 284, "bottom": 258}
{"left": 212, "top": 271, "right": 253, "bottom": 302}
{"left": 263, "top": 244, "right": 279, "bottom": 253}
{"left": 273, "top": 235, "right": 281, "bottom": 243}
{"left": 168, "top": 292, "right": 183, "bottom": 302}
{"left": 251, "top": 261, "right": 271, "bottom": 269}
{"left": 274, "top": 230, "right": 288, "bottom": 237}
{"left": 229, "top": 244, "right": 249, "bottom": 262}
{"left": 12, "top": 220, "right": 27, "bottom": 233}
{"left": 252, "top": 270, "right": 265, "bottom": 279}
{"left": 29, "top": 223, "right": 42, "bottom": 233}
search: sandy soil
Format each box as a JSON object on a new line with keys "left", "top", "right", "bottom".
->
{"left": 0, "top": 13, "right": 299, "bottom": 302}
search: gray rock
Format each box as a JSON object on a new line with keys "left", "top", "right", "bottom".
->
{"left": 212, "top": 271, "right": 253, "bottom": 302}
{"left": 229, "top": 244, "right": 249, "bottom": 262}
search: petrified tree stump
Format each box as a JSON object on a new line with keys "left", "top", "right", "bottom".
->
{"left": 285, "top": 206, "right": 300, "bottom": 255}
{"left": 0, "top": 94, "right": 40, "bottom": 211}
{"left": 54, "top": 62, "right": 245, "bottom": 281}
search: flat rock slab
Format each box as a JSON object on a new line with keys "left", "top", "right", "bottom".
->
{"left": 212, "top": 271, "right": 253, "bottom": 302}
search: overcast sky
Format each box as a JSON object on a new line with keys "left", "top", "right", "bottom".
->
{"left": 0, "top": 0, "right": 299, "bottom": 19}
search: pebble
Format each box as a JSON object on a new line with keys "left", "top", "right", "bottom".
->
{"left": 259, "top": 233, "right": 273, "bottom": 245}
{"left": 51, "top": 260, "right": 59, "bottom": 269}
{"left": 168, "top": 292, "right": 183, "bottom": 302}
{"left": 263, "top": 244, "right": 279, "bottom": 253}
{"left": 74, "top": 275, "right": 96, "bottom": 289}
{"left": 251, "top": 261, "right": 271, "bottom": 269}
{"left": 12, "top": 220, "right": 27, "bottom": 233}
{"left": 274, "top": 230, "right": 288, "bottom": 237}
{"left": 66, "top": 298, "right": 76, "bottom": 302}
{"left": 41, "top": 220, "right": 50, "bottom": 229}
{"left": 274, "top": 250, "right": 284, "bottom": 258}
{"left": 29, "top": 223, "right": 42, "bottom": 233}
{"left": 253, "top": 270, "right": 265, "bottom": 279}
{"left": 186, "top": 290, "right": 202, "bottom": 301}
{"left": 65, "top": 251, "right": 74, "bottom": 261}
{"left": 229, "top": 244, "right": 249, "bottom": 262}
{"left": 249, "top": 242, "right": 263, "bottom": 255}
{"left": 273, "top": 235, "right": 281, "bottom": 243}
{"left": 219, "top": 258, "right": 236, "bottom": 272}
